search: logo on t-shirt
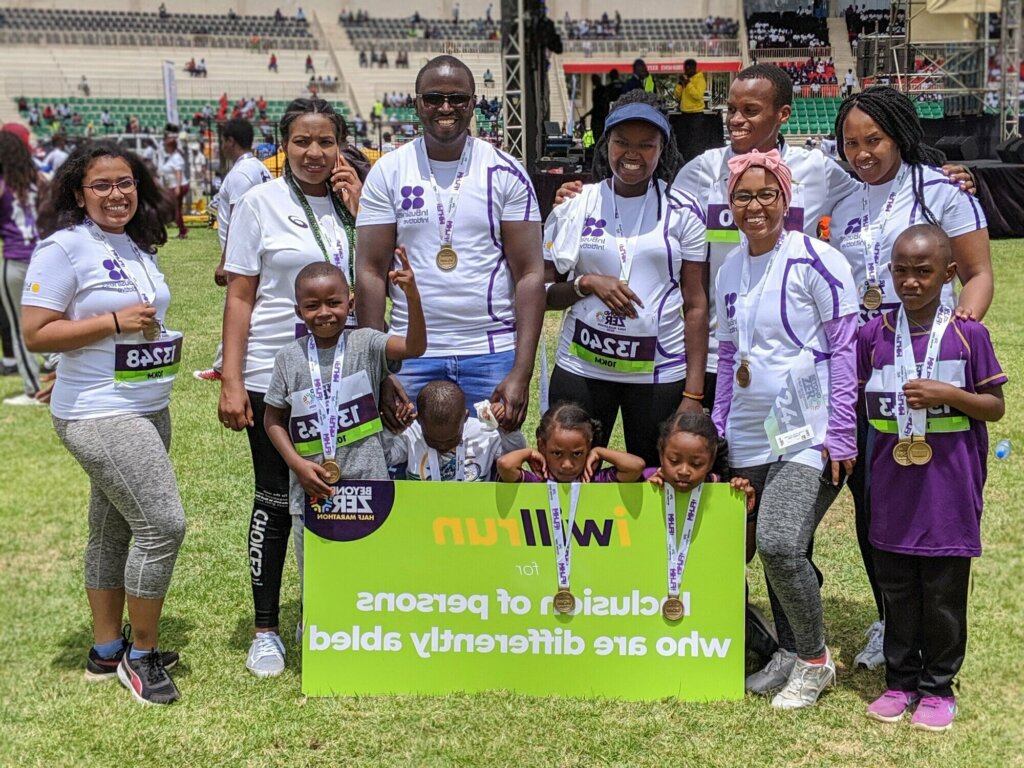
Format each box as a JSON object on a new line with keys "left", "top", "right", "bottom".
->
{"left": 103, "top": 259, "right": 127, "bottom": 281}
{"left": 288, "top": 215, "right": 310, "bottom": 229}
{"left": 397, "top": 185, "right": 429, "bottom": 224}
{"left": 580, "top": 216, "right": 607, "bottom": 250}
{"left": 724, "top": 292, "right": 737, "bottom": 319}
{"left": 843, "top": 218, "right": 861, "bottom": 235}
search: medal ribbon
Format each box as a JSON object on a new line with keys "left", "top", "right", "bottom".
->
{"left": 284, "top": 168, "right": 357, "bottom": 287}
{"left": 306, "top": 334, "right": 345, "bottom": 461}
{"left": 859, "top": 163, "right": 908, "bottom": 294}
{"left": 427, "top": 444, "right": 466, "bottom": 481}
{"left": 665, "top": 483, "right": 702, "bottom": 598}
{"left": 609, "top": 179, "right": 652, "bottom": 283}
{"left": 546, "top": 481, "right": 582, "bottom": 591}
{"left": 736, "top": 234, "right": 785, "bottom": 366}
{"left": 418, "top": 136, "right": 474, "bottom": 248}
{"left": 894, "top": 304, "right": 951, "bottom": 439}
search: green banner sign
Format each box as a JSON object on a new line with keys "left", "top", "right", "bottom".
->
{"left": 303, "top": 481, "right": 746, "bottom": 701}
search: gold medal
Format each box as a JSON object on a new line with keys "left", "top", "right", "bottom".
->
{"left": 892, "top": 439, "right": 912, "bottom": 466}
{"left": 908, "top": 437, "right": 932, "bottom": 466}
{"left": 436, "top": 246, "right": 458, "bottom": 271}
{"left": 662, "top": 596, "right": 684, "bottom": 622}
{"left": 321, "top": 459, "right": 341, "bottom": 484}
{"left": 553, "top": 589, "right": 576, "bottom": 614}
{"left": 863, "top": 285, "right": 883, "bottom": 311}
{"left": 736, "top": 360, "right": 752, "bottom": 388}
{"left": 143, "top": 322, "right": 161, "bottom": 341}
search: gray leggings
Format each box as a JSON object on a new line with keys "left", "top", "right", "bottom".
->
{"left": 53, "top": 409, "right": 186, "bottom": 599}
{"left": 735, "top": 460, "right": 839, "bottom": 658}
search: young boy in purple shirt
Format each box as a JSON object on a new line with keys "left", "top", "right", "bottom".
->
{"left": 857, "top": 224, "right": 1006, "bottom": 732}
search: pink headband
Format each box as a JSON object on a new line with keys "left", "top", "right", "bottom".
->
{"left": 726, "top": 149, "right": 793, "bottom": 210}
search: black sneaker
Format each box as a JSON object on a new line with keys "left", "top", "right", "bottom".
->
{"left": 746, "top": 603, "right": 780, "bottom": 664}
{"left": 85, "top": 644, "right": 179, "bottom": 682}
{"left": 117, "top": 646, "right": 181, "bottom": 705}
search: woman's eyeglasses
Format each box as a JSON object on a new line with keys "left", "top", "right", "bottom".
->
{"left": 730, "top": 188, "right": 782, "bottom": 207}
{"left": 82, "top": 178, "right": 138, "bottom": 196}
{"left": 418, "top": 92, "right": 473, "bottom": 108}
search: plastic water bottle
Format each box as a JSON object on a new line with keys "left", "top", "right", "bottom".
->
{"left": 994, "top": 439, "right": 1012, "bottom": 460}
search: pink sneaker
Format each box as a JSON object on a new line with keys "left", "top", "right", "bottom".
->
{"left": 192, "top": 368, "right": 222, "bottom": 381}
{"left": 866, "top": 690, "right": 920, "bottom": 723}
{"left": 910, "top": 695, "right": 957, "bottom": 732}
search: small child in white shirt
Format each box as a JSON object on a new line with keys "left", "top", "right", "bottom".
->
{"left": 386, "top": 379, "right": 526, "bottom": 481}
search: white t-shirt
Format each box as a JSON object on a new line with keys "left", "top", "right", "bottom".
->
{"left": 225, "top": 177, "right": 354, "bottom": 392}
{"left": 829, "top": 161, "right": 987, "bottom": 325}
{"left": 674, "top": 142, "right": 861, "bottom": 373}
{"left": 43, "top": 148, "right": 69, "bottom": 172}
{"left": 384, "top": 417, "right": 527, "bottom": 481}
{"left": 357, "top": 137, "right": 541, "bottom": 356}
{"left": 543, "top": 179, "right": 706, "bottom": 383}
{"left": 216, "top": 153, "right": 272, "bottom": 250}
{"left": 715, "top": 231, "right": 858, "bottom": 470}
{"left": 159, "top": 150, "right": 188, "bottom": 188}
{"left": 22, "top": 225, "right": 175, "bottom": 419}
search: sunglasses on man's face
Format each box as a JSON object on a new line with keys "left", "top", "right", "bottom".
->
{"left": 418, "top": 92, "right": 473, "bottom": 108}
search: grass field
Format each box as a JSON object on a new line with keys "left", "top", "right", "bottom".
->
{"left": 1, "top": 227, "right": 1021, "bottom": 767}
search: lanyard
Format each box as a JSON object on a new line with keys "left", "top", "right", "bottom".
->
{"left": 859, "top": 163, "right": 908, "bottom": 288}
{"left": 894, "top": 304, "right": 951, "bottom": 438}
{"left": 306, "top": 334, "right": 345, "bottom": 461}
{"left": 665, "top": 483, "right": 702, "bottom": 597}
{"left": 736, "top": 233, "right": 785, "bottom": 364}
{"left": 84, "top": 219, "right": 157, "bottom": 305}
{"left": 285, "top": 169, "right": 357, "bottom": 287}
{"left": 427, "top": 444, "right": 466, "bottom": 481}
{"left": 609, "top": 179, "right": 652, "bottom": 283}
{"left": 546, "top": 481, "right": 582, "bottom": 591}
{"left": 418, "top": 136, "right": 474, "bottom": 248}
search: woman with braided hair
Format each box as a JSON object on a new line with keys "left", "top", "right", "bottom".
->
{"left": 829, "top": 85, "right": 992, "bottom": 671}
{"left": 218, "top": 98, "right": 365, "bottom": 677}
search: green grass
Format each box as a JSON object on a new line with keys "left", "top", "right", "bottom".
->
{"left": 1, "top": 227, "right": 1022, "bottom": 767}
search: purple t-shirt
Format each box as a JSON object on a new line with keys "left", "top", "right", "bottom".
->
{"left": 857, "top": 314, "right": 1006, "bottom": 557}
{"left": 0, "top": 183, "right": 38, "bottom": 261}
{"left": 515, "top": 467, "right": 622, "bottom": 483}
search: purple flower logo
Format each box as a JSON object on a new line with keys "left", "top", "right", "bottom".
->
{"left": 582, "top": 217, "right": 606, "bottom": 237}
{"left": 400, "top": 185, "right": 425, "bottom": 211}
{"left": 844, "top": 218, "right": 861, "bottom": 235}
{"left": 724, "top": 292, "right": 737, "bottom": 319}
{"left": 103, "top": 259, "right": 127, "bottom": 281}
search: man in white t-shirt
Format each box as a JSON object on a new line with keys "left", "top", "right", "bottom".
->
{"left": 356, "top": 55, "right": 543, "bottom": 432}
{"left": 42, "top": 133, "right": 69, "bottom": 173}
{"left": 194, "top": 118, "right": 273, "bottom": 381}
{"left": 159, "top": 131, "right": 190, "bottom": 240}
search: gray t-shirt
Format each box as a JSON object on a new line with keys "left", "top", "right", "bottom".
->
{"left": 265, "top": 328, "right": 390, "bottom": 516}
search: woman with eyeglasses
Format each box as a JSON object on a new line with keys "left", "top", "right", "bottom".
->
{"left": 542, "top": 90, "right": 708, "bottom": 466}
{"left": 21, "top": 142, "right": 185, "bottom": 706}
{"left": 712, "top": 150, "right": 858, "bottom": 710}
{"left": 218, "top": 98, "right": 365, "bottom": 679}
{"left": 827, "top": 86, "right": 992, "bottom": 672}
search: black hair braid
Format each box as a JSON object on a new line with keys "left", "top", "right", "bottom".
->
{"left": 834, "top": 86, "right": 945, "bottom": 225}
{"left": 591, "top": 90, "right": 683, "bottom": 184}
{"left": 536, "top": 401, "right": 602, "bottom": 447}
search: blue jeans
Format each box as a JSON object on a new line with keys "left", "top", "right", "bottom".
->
{"left": 396, "top": 350, "right": 516, "bottom": 409}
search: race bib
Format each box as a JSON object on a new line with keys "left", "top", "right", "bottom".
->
{"left": 763, "top": 349, "right": 827, "bottom": 456}
{"left": 288, "top": 370, "right": 383, "bottom": 456}
{"left": 864, "top": 360, "right": 969, "bottom": 434}
{"left": 568, "top": 300, "right": 657, "bottom": 374}
{"left": 113, "top": 331, "right": 183, "bottom": 383}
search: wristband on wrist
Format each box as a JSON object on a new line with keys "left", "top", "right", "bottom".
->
{"left": 682, "top": 391, "right": 704, "bottom": 401}
{"left": 111, "top": 312, "right": 121, "bottom": 334}
{"left": 573, "top": 274, "right": 587, "bottom": 298}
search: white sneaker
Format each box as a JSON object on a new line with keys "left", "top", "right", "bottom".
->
{"left": 246, "top": 631, "right": 285, "bottom": 678}
{"left": 771, "top": 649, "right": 836, "bottom": 710}
{"left": 3, "top": 393, "right": 43, "bottom": 406}
{"left": 854, "top": 620, "right": 885, "bottom": 669}
{"left": 745, "top": 648, "right": 797, "bottom": 694}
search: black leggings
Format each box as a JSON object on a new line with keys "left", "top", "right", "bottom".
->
{"left": 548, "top": 366, "right": 685, "bottom": 467}
{"left": 245, "top": 390, "right": 292, "bottom": 629}
{"left": 848, "top": 411, "right": 885, "bottom": 621}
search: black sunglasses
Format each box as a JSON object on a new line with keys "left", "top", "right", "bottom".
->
{"left": 418, "top": 92, "right": 473, "bottom": 108}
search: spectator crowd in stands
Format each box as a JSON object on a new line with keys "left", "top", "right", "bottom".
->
{"left": 359, "top": 49, "right": 411, "bottom": 68}
{"left": 844, "top": 4, "right": 905, "bottom": 55}
{"left": 748, "top": 11, "right": 828, "bottom": 50}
